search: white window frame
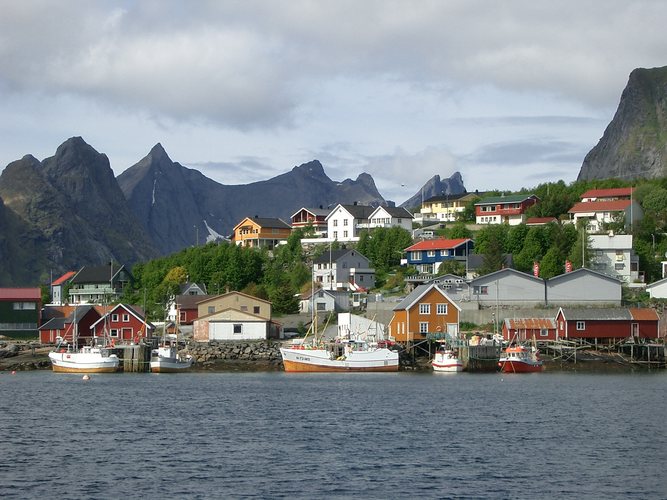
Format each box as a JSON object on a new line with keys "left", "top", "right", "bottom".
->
{"left": 576, "top": 321, "right": 585, "bottom": 330}
{"left": 436, "top": 303, "right": 447, "bottom": 315}
{"left": 419, "top": 322, "right": 429, "bottom": 333}
{"left": 419, "top": 303, "right": 430, "bottom": 314}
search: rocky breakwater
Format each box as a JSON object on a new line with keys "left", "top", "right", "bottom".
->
{"left": 189, "top": 340, "right": 284, "bottom": 371}
{"left": 0, "top": 342, "right": 51, "bottom": 371}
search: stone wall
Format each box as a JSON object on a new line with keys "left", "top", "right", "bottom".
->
{"left": 188, "top": 340, "right": 284, "bottom": 370}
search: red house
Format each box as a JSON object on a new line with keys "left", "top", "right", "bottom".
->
{"left": 175, "top": 294, "right": 213, "bottom": 325}
{"left": 39, "top": 305, "right": 101, "bottom": 346}
{"left": 474, "top": 194, "right": 539, "bottom": 225}
{"left": 90, "top": 304, "right": 154, "bottom": 344}
{"left": 502, "top": 318, "right": 557, "bottom": 342}
{"left": 290, "top": 207, "right": 329, "bottom": 236}
{"left": 555, "top": 307, "right": 659, "bottom": 343}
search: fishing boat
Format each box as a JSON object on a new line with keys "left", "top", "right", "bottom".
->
{"left": 498, "top": 344, "right": 543, "bottom": 373}
{"left": 432, "top": 346, "right": 463, "bottom": 372}
{"left": 150, "top": 339, "right": 194, "bottom": 372}
{"left": 280, "top": 311, "right": 399, "bottom": 372}
{"left": 48, "top": 307, "right": 119, "bottom": 373}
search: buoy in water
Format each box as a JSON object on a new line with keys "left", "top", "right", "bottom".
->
{"left": 82, "top": 374, "right": 90, "bottom": 381}
{"left": 11, "top": 370, "right": 16, "bottom": 375}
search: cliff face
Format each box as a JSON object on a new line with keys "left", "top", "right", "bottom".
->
{"left": 400, "top": 172, "right": 467, "bottom": 209}
{"left": 0, "top": 137, "right": 158, "bottom": 282}
{"left": 118, "top": 152, "right": 389, "bottom": 254}
{"left": 578, "top": 66, "right": 667, "bottom": 181}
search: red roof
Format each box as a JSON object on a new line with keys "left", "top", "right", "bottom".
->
{"left": 526, "top": 217, "right": 557, "bottom": 225}
{"left": 405, "top": 238, "right": 471, "bottom": 251}
{"left": 52, "top": 271, "right": 76, "bottom": 286}
{"left": 568, "top": 200, "right": 632, "bottom": 213}
{"left": 629, "top": 308, "right": 659, "bottom": 321}
{"left": 580, "top": 187, "right": 634, "bottom": 199}
{"left": 505, "top": 318, "right": 556, "bottom": 329}
{"left": 0, "top": 288, "right": 41, "bottom": 300}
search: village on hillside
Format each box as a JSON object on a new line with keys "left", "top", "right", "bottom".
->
{"left": 1, "top": 186, "right": 666, "bottom": 371}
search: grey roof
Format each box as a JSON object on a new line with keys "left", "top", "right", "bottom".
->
{"left": 547, "top": 267, "right": 622, "bottom": 284}
{"left": 559, "top": 308, "right": 632, "bottom": 321}
{"left": 177, "top": 294, "right": 214, "bottom": 309}
{"left": 380, "top": 206, "right": 413, "bottom": 218}
{"left": 394, "top": 284, "right": 430, "bottom": 311}
{"left": 245, "top": 217, "right": 291, "bottom": 229}
{"left": 340, "top": 204, "right": 376, "bottom": 219}
{"left": 39, "top": 317, "right": 67, "bottom": 330}
{"left": 313, "top": 248, "right": 368, "bottom": 264}
{"left": 71, "top": 264, "right": 127, "bottom": 284}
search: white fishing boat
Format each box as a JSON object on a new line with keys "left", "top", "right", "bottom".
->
{"left": 49, "top": 344, "right": 120, "bottom": 373}
{"left": 280, "top": 313, "right": 399, "bottom": 372}
{"left": 48, "top": 307, "right": 119, "bottom": 373}
{"left": 150, "top": 327, "right": 194, "bottom": 373}
{"left": 432, "top": 347, "right": 463, "bottom": 372}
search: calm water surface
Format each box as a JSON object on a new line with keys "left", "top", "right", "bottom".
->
{"left": 1, "top": 370, "right": 666, "bottom": 499}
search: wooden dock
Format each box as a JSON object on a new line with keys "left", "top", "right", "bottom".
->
{"left": 111, "top": 343, "right": 152, "bottom": 372}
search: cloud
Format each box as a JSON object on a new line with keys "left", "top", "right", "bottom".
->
{"left": 2, "top": 1, "right": 667, "bottom": 130}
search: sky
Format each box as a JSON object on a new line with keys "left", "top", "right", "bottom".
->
{"left": 1, "top": 1, "right": 667, "bottom": 205}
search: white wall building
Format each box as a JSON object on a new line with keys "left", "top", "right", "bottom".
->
{"left": 589, "top": 234, "right": 642, "bottom": 285}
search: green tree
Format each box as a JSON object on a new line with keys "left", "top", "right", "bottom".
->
{"left": 539, "top": 247, "right": 564, "bottom": 279}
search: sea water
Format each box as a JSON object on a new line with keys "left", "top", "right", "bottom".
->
{"left": 1, "top": 370, "right": 666, "bottom": 499}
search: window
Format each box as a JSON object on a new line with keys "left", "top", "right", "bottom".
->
{"left": 411, "top": 251, "right": 422, "bottom": 260}
{"left": 419, "top": 322, "right": 429, "bottom": 333}
{"left": 122, "top": 314, "right": 130, "bottom": 322}
{"left": 179, "top": 312, "right": 186, "bottom": 322}
{"left": 233, "top": 324, "right": 242, "bottom": 334}
{"left": 241, "top": 305, "right": 248, "bottom": 312}
{"left": 419, "top": 303, "right": 430, "bottom": 314}
{"left": 333, "top": 219, "right": 338, "bottom": 226}
{"left": 576, "top": 321, "right": 585, "bottom": 330}
{"left": 344, "top": 231, "right": 348, "bottom": 238}
{"left": 254, "top": 306, "right": 260, "bottom": 314}
{"left": 13, "top": 302, "right": 36, "bottom": 310}
{"left": 111, "top": 314, "right": 119, "bottom": 322}
{"left": 614, "top": 263, "right": 625, "bottom": 270}
{"left": 540, "top": 329, "right": 549, "bottom": 337}
{"left": 343, "top": 219, "right": 348, "bottom": 226}
{"left": 208, "top": 306, "right": 215, "bottom": 314}
{"left": 359, "top": 275, "right": 364, "bottom": 282}
{"left": 333, "top": 231, "right": 338, "bottom": 239}
{"left": 615, "top": 251, "right": 624, "bottom": 262}
{"left": 440, "top": 250, "right": 448, "bottom": 256}
{"left": 473, "top": 286, "right": 488, "bottom": 295}
{"left": 436, "top": 303, "right": 447, "bottom": 315}
{"left": 427, "top": 250, "right": 436, "bottom": 257}
{"left": 316, "top": 303, "right": 326, "bottom": 311}
{"left": 110, "top": 329, "right": 119, "bottom": 338}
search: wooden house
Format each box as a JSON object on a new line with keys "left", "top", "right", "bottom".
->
{"left": 326, "top": 203, "right": 376, "bottom": 243}
{"left": 299, "top": 288, "right": 350, "bottom": 313}
{"left": 50, "top": 271, "right": 76, "bottom": 306}
{"left": 232, "top": 216, "right": 292, "bottom": 249}
{"left": 364, "top": 206, "right": 413, "bottom": 232}
{"left": 546, "top": 268, "right": 622, "bottom": 306}
{"left": 475, "top": 194, "right": 539, "bottom": 225}
{"left": 68, "top": 263, "right": 133, "bottom": 305}
{"left": 290, "top": 207, "right": 329, "bottom": 236}
{"left": 502, "top": 318, "right": 557, "bottom": 342}
{"left": 404, "top": 238, "right": 473, "bottom": 275}
{"left": 313, "top": 248, "right": 375, "bottom": 291}
{"left": 0, "top": 287, "right": 42, "bottom": 339}
{"left": 469, "top": 268, "right": 545, "bottom": 306}
{"left": 388, "top": 283, "right": 461, "bottom": 343}
{"left": 90, "top": 304, "right": 153, "bottom": 344}
{"left": 39, "top": 305, "right": 101, "bottom": 346}
{"left": 196, "top": 291, "right": 272, "bottom": 320}
{"left": 555, "top": 307, "right": 659, "bottom": 343}
{"left": 193, "top": 308, "right": 282, "bottom": 341}
{"left": 419, "top": 192, "right": 480, "bottom": 223}
{"left": 567, "top": 200, "right": 642, "bottom": 233}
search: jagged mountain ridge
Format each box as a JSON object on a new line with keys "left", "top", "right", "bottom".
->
{"left": 118, "top": 146, "right": 389, "bottom": 254}
{"left": 578, "top": 66, "right": 667, "bottom": 181}
{"left": 400, "top": 173, "right": 467, "bottom": 209}
{"left": 0, "top": 137, "right": 159, "bottom": 283}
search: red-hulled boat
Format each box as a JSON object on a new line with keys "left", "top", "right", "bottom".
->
{"left": 498, "top": 345, "right": 543, "bottom": 373}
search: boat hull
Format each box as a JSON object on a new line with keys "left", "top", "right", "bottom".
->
{"left": 280, "top": 347, "right": 399, "bottom": 372}
{"left": 49, "top": 351, "right": 119, "bottom": 373}
{"left": 432, "top": 362, "right": 463, "bottom": 372}
{"left": 150, "top": 359, "right": 193, "bottom": 373}
{"left": 150, "top": 345, "right": 193, "bottom": 373}
{"left": 499, "top": 360, "right": 543, "bottom": 373}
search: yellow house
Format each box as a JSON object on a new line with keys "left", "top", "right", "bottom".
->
{"left": 232, "top": 217, "right": 292, "bottom": 249}
{"left": 388, "top": 283, "right": 460, "bottom": 342}
{"left": 420, "top": 193, "right": 480, "bottom": 222}
{"left": 196, "top": 291, "right": 272, "bottom": 320}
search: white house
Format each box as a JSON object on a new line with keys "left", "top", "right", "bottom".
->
{"left": 300, "top": 288, "right": 350, "bottom": 313}
{"left": 363, "top": 206, "right": 413, "bottom": 232}
{"left": 589, "top": 234, "right": 642, "bottom": 285}
{"left": 193, "top": 308, "right": 281, "bottom": 341}
{"left": 313, "top": 248, "right": 375, "bottom": 291}
{"left": 646, "top": 277, "right": 667, "bottom": 299}
{"left": 325, "top": 204, "right": 376, "bottom": 243}
{"left": 568, "top": 200, "right": 643, "bottom": 233}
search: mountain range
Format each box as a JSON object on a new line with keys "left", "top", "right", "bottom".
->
{"left": 0, "top": 138, "right": 466, "bottom": 285}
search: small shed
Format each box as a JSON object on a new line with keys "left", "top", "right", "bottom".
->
{"left": 502, "top": 317, "right": 557, "bottom": 342}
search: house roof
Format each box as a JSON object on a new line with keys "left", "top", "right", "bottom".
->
{"left": 313, "top": 248, "right": 368, "bottom": 264}
{"left": 393, "top": 283, "right": 461, "bottom": 312}
{"left": 196, "top": 290, "right": 272, "bottom": 306}
{"left": 71, "top": 264, "right": 127, "bottom": 284}
{"left": 180, "top": 282, "right": 207, "bottom": 294}
{"left": 580, "top": 187, "right": 634, "bottom": 199}
{"left": 370, "top": 206, "right": 413, "bottom": 219}
{"left": 470, "top": 267, "right": 541, "bottom": 284}
{"left": 176, "top": 294, "right": 214, "bottom": 309}
{"left": 503, "top": 318, "right": 556, "bottom": 330}
{"left": 557, "top": 308, "right": 632, "bottom": 321}
{"left": 629, "top": 308, "right": 660, "bottom": 321}
{"left": 568, "top": 200, "right": 632, "bottom": 214}
{"left": 89, "top": 303, "right": 153, "bottom": 329}
{"left": 646, "top": 276, "right": 667, "bottom": 290}
{"left": 405, "top": 238, "right": 471, "bottom": 252}
{"left": 52, "top": 271, "right": 76, "bottom": 286}
{"left": 234, "top": 217, "right": 291, "bottom": 230}
{"left": 547, "top": 267, "right": 622, "bottom": 284}
{"left": 0, "top": 287, "right": 41, "bottom": 300}
{"left": 526, "top": 217, "right": 558, "bottom": 225}
{"left": 197, "top": 307, "right": 267, "bottom": 322}
{"left": 475, "top": 194, "right": 538, "bottom": 205}
{"left": 290, "top": 207, "right": 330, "bottom": 218}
